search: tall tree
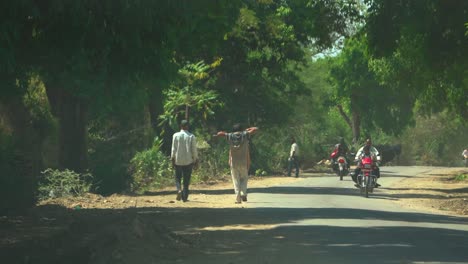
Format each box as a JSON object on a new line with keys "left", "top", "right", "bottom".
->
{"left": 1, "top": 0, "right": 241, "bottom": 198}
{"left": 365, "top": 0, "right": 468, "bottom": 119}
{"left": 213, "top": 0, "right": 362, "bottom": 127}
{"left": 328, "top": 34, "right": 416, "bottom": 143}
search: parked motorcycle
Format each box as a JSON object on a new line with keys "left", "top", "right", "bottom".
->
{"left": 357, "top": 155, "right": 380, "bottom": 198}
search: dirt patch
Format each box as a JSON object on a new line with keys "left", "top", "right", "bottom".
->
{"left": 385, "top": 168, "right": 468, "bottom": 216}
{"left": 36, "top": 175, "right": 302, "bottom": 210}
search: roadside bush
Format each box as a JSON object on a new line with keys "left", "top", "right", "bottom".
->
{"left": 192, "top": 139, "right": 230, "bottom": 182}
{"left": 129, "top": 137, "right": 173, "bottom": 194}
{"left": 455, "top": 174, "right": 467, "bottom": 181}
{"left": 37, "top": 168, "right": 92, "bottom": 200}
{"left": 88, "top": 115, "right": 153, "bottom": 195}
{"left": 399, "top": 111, "right": 466, "bottom": 166}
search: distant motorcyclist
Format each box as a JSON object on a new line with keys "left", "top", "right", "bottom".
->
{"left": 352, "top": 139, "right": 381, "bottom": 187}
{"left": 330, "top": 137, "right": 350, "bottom": 171}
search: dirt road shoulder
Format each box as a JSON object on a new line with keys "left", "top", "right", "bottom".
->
{"left": 383, "top": 167, "right": 468, "bottom": 216}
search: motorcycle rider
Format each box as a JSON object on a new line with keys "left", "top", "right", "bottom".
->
{"left": 352, "top": 138, "right": 381, "bottom": 187}
{"left": 331, "top": 137, "right": 350, "bottom": 172}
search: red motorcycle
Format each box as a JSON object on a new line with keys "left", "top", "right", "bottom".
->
{"left": 330, "top": 151, "right": 349, "bottom": 181}
{"left": 357, "top": 155, "right": 379, "bottom": 198}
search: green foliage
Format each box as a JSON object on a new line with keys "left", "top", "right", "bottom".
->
{"left": 455, "top": 174, "right": 467, "bottom": 181}
{"left": 212, "top": 0, "right": 362, "bottom": 127}
{"left": 159, "top": 59, "right": 224, "bottom": 132}
{"left": 398, "top": 111, "right": 467, "bottom": 166}
{"left": 129, "top": 138, "right": 173, "bottom": 194}
{"left": 38, "top": 168, "right": 92, "bottom": 200}
{"left": 328, "top": 34, "right": 417, "bottom": 138}
{"left": 192, "top": 137, "right": 230, "bottom": 182}
{"left": 255, "top": 169, "right": 268, "bottom": 176}
{"left": 87, "top": 112, "right": 153, "bottom": 195}
{"left": 365, "top": 0, "right": 468, "bottom": 119}
{"left": 22, "top": 75, "right": 54, "bottom": 125}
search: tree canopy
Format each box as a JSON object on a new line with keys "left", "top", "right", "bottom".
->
{"left": 1, "top": 0, "right": 466, "bottom": 209}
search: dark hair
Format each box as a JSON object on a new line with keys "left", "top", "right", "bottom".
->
{"left": 180, "top": 120, "right": 189, "bottom": 127}
{"left": 232, "top": 123, "right": 243, "bottom": 132}
{"left": 364, "top": 145, "right": 371, "bottom": 153}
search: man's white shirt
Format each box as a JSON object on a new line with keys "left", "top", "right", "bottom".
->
{"left": 171, "top": 130, "right": 198, "bottom": 166}
{"left": 290, "top": 143, "right": 299, "bottom": 157}
{"left": 355, "top": 146, "right": 379, "bottom": 160}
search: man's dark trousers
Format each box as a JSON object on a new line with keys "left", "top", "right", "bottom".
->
{"left": 175, "top": 164, "right": 193, "bottom": 201}
{"left": 288, "top": 157, "right": 299, "bottom": 177}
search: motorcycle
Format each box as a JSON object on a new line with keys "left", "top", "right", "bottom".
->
{"left": 357, "top": 155, "right": 380, "bottom": 198}
{"left": 330, "top": 150, "right": 349, "bottom": 181}
{"left": 335, "top": 156, "right": 349, "bottom": 181}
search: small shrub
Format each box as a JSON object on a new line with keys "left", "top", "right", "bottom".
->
{"left": 38, "top": 168, "right": 92, "bottom": 200}
{"left": 192, "top": 140, "right": 229, "bottom": 182}
{"left": 455, "top": 174, "right": 467, "bottom": 181}
{"left": 129, "top": 137, "right": 173, "bottom": 194}
{"left": 255, "top": 169, "right": 267, "bottom": 176}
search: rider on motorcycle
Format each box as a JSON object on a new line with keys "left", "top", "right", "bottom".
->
{"left": 352, "top": 139, "right": 381, "bottom": 187}
{"left": 330, "top": 137, "right": 350, "bottom": 172}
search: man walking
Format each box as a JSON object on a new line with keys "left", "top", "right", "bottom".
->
{"left": 215, "top": 124, "right": 259, "bottom": 204}
{"left": 287, "top": 137, "right": 299, "bottom": 177}
{"left": 171, "top": 120, "right": 198, "bottom": 202}
{"left": 463, "top": 149, "right": 468, "bottom": 167}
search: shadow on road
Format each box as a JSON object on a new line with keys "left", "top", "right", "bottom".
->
{"left": 2, "top": 203, "right": 468, "bottom": 264}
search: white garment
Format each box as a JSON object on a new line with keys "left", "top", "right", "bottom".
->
{"left": 463, "top": 149, "right": 468, "bottom": 158}
{"left": 355, "top": 145, "right": 379, "bottom": 160}
{"left": 290, "top": 142, "right": 299, "bottom": 157}
{"left": 171, "top": 130, "right": 198, "bottom": 166}
{"left": 230, "top": 165, "right": 248, "bottom": 196}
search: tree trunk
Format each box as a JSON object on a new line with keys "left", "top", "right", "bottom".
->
{"left": 351, "top": 109, "right": 361, "bottom": 144}
{"left": 148, "top": 87, "right": 173, "bottom": 155}
{"left": 58, "top": 95, "right": 88, "bottom": 172}
{"left": 336, "top": 104, "right": 353, "bottom": 129}
{"left": 46, "top": 85, "right": 88, "bottom": 173}
{"left": 336, "top": 104, "right": 360, "bottom": 144}
{"left": 185, "top": 104, "right": 190, "bottom": 123}
{"left": 148, "top": 88, "right": 163, "bottom": 133}
{"left": 0, "top": 98, "right": 42, "bottom": 209}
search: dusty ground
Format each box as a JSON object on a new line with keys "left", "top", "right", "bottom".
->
{"left": 1, "top": 168, "right": 467, "bottom": 263}
{"left": 34, "top": 167, "right": 468, "bottom": 215}
{"left": 385, "top": 167, "right": 468, "bottom": 216}
{"left": 36, "top": 175, "right": 303, "bottom": 210}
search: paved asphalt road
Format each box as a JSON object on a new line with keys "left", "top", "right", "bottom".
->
{"left": 158, "top": 166, "right": 468, "bottom": 264}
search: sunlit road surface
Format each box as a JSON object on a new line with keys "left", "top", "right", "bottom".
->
{"left": 163, "top": 166, "right": 468, "bottom": 264}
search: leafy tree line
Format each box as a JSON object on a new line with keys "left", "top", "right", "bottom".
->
{"left": 326, "top": 0, "right": 467, "bottom": 164}
{"left": 0, "top": 0, "right": 361, "bottom": 209}
{"left": 1, "top": 0, "right": 466, "bottom": 210}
